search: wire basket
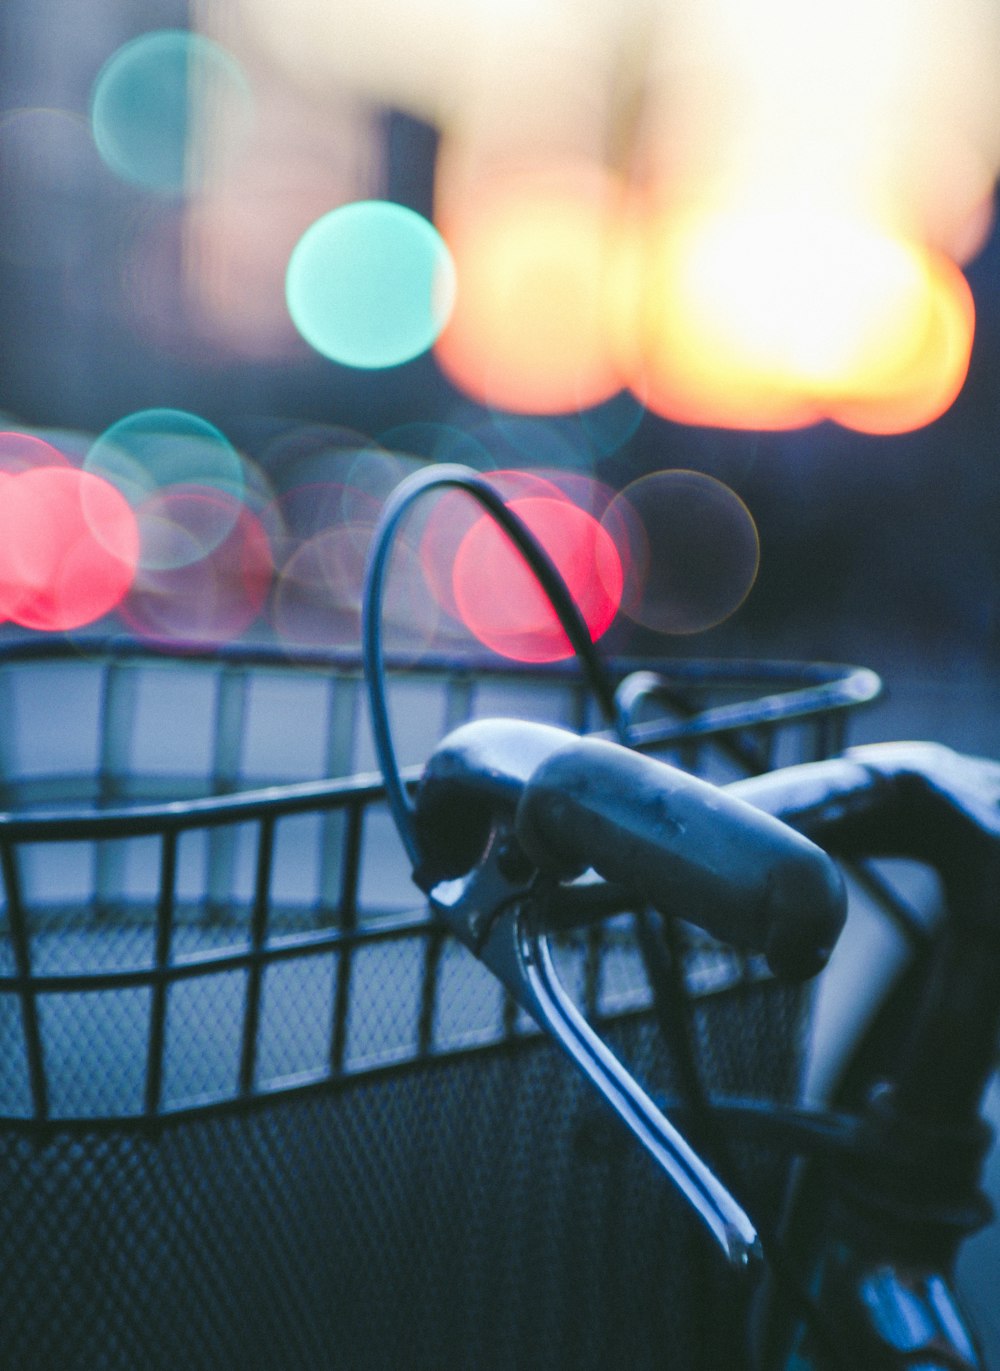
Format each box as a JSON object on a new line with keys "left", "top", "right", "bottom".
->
{"left": 0, "top": 640, "right": 880, "bottom": 1371}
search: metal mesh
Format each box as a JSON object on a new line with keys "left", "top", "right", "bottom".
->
{"left": 0, "top": 999, "right": 800, "bottom": 1371}
{"left": 0, "top": 643, "right": 875, "bottom": 1369}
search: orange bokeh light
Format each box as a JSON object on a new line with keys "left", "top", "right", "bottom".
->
{"left": 825, "top": 250, "right": 976, "bottom": 435}
{"left": 434, "top": 165, "right": 627, "bottom": 415}
{"left": 606, "top": 205, "right": 820, "bottom": 431}
{"left": 434, "top": 169, "right": 977, "bottom": 434}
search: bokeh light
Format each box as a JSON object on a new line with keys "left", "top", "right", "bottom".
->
{"left": 0, "top": 431, "right": 72, "bottom": 474}
{"left": 75, "top": 0, "right": 1000, "bottom": 436}
{"left": 530, "top": 468, "right": 638, "bottom": 575}
{"left": 342, "top": 445, "right": 426, "bottom": 510}
{"left": 0, "top": 467, "right": 139, "bottom": 630}
{"left": 452, "top": 496, "right": 623, "bottom": 663}
{"left": 270, "top": 524, "right": 372, "bottom": 649}
{"left": 578, "top": 387, "right": 647, "bottom": 456}
{"left": 90, "top": 30, "right": 254, "bottom": 195}
{"left": 119, "top": 495, "right": 272, "bottom": 646}
{"left": 86, "top": 408, "right": 245, "bottom": 566}
{"left": 262, "top": 482, "right": 382, "bottom": 575}
{"left": 606, "top": 203, "right": 980, "bottom": 433}
{"left": 286, "top": 200, "right": 456, "bottom": 368}
{"left": 379, "top": 421, "right": 494, "bottom": 470}
{"left": 261, "top": 424, "right": 384, "bottom": 489}
{"left": 608, "top": 206, "right": 823, "bottom": 431}
{"left": 430, "top": 164, "right": 981, "bottom": 432}
{"left": 258, "top": 425, "right": 423, "bottom": 579}
{"left": 470, "top": 413, "right": 595, "bottom": 473}
{"left": 418, "top": 470, "right": 570, "bottom": 623}
{"left": 604, "top": 471, "right": 759, "bottom": 635}
{"left": 129, "top": 485, "right": 246, "bottom": 576}
{"left": 434, "top": 163, "right": 626, "bottom": 414}
{"left": 271, "top": 523, "right": 438, "bottom": 653}
{"left": 253, "top": 422, "right": 439, "bottom": 652}
{"left": 26, "top": 428, "right": 92, "bottom": 466}
{"left": 825, "top": 251, "right": 976, "bottom": 435}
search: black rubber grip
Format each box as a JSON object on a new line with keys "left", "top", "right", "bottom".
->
{"left": 413, "top": 720, "right": 847, "bottom": 978}
{"left": 515, "top": 736, "right": 846, "bottom": 979}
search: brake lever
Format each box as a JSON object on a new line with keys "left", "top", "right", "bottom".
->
{"left": 428, "top": 823, "right": 762, "bottom": 1274}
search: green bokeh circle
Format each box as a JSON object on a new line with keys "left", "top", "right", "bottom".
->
{"left": 286, "top": 200, "right": 457, "bottom": 369}
{"left": 90, "top": 29, "right": 252, "bottom": 194}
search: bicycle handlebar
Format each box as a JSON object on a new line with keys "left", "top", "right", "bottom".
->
{"left": 728, "top": 741, "right": 1000, "bottom": 912}
{"left": 415, "top": 719, "right": 847, "bottom": 980}
{"left": 411, "top": 719, "right": 1000, "bottom": 1329}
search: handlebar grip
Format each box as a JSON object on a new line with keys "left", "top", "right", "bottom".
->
{"left": 515, "top": 736, "right": 847, "bottom": 980}
{"left": 729, "top": 742, "right": 1000, "bottom": 882}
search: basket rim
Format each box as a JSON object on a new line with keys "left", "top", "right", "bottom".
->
{"left": 0, "top": 637, "right": 881, "bottom": 837}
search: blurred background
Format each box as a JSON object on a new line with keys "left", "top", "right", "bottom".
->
{"left": 0, "top": 0, "right": 998, "bottom": 709}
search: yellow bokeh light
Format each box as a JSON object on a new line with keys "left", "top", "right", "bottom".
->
{"left": 606, "top": 200, "right": 976, "bottom": 432}
{"left": 608, "top": 204, "right": 820, "bottom": 430}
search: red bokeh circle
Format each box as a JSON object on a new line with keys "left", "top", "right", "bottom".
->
{"left": 452, "top": 496, "right": 623, "bottom": 662}
{"left": 0, "top": 466, "right": 138, "bottom": 630}
{"left": 418, "top": 470, "right": 568, "bottom": 622}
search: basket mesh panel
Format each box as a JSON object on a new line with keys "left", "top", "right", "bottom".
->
{"left": 0, "top": 986, "right": 801, "bottom": 1371}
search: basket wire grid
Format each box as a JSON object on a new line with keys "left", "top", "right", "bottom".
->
{"left": 0, "top": 640, "right": 879, "bottom": 1371}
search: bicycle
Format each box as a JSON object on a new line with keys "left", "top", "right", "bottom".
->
{"left": 363, "top": 464, "right": 1000, "bottom": 1370}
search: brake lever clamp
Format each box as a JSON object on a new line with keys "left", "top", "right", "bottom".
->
{"left": 426, "top": 822, "right": 540, "bottom": 959}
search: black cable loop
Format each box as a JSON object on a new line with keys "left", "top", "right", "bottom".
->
{"left": 362, "top": 463, "right": 623, "bottom": 868}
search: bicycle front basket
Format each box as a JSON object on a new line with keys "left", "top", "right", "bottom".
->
{"left": 0, "top": 640, "right": 879, "bottom": 1371}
